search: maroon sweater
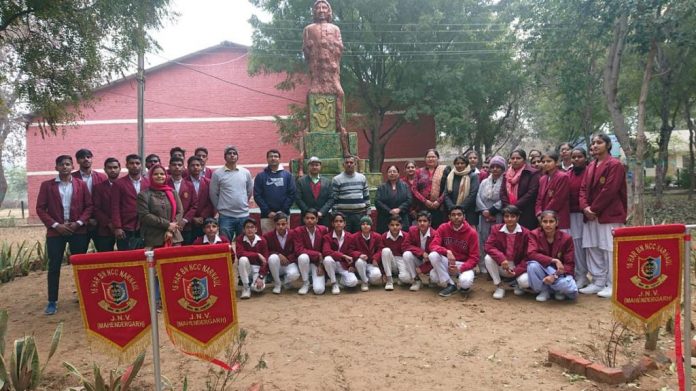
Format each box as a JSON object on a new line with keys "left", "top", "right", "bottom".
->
{"left": 293, "top": 225, "right": 328, "bottom": 263}
{"left": 381, "top": 231, "right": 405, "bottom": 257}
{"left": 567, "top": 167, "right": 586, "bottom": 213}
{"left": 484, "top": 223, "right": 530, "bottom": 276}
{"left": 92, "top": 179, "right": 116, "bottom": 236}
{"left": 322, "top": 230, "right": 355, "bottom": 269}
{"left": 235, "top": 234, "right": 269, "bottom": 276}
{"left": 527, "top": 228, "right": 575, "bottom": 277}
{"left": 579, "top": 157, "right": 627, "bottom": 224}
{"left": 263, "top": 229, "right": 297, "bottom": 263}
{"left": 168, "top": 178, "right": 198, "bottom": 231}
{"left": 432, "top": 221, "right": 479, "bottom": 272}
{"left": 350, "top": 232, "right": 383, "bottom": 264}
{"left": 36, "top": 177, "right": 93, "bottom": 237}
{"left": 535, "top": 169, "right": 571, "bottom": 229}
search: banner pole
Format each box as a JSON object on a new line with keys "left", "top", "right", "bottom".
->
{"left": 684, "top": 228, "right": 692, "bottom": 391}
{"left": 146, "top": 250, "right": 162, "bottom": 391}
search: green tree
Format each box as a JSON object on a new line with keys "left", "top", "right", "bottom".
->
{"left": 0, "top": 0, "right": 174, "bottom": 206}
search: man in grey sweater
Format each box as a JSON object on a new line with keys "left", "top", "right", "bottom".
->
{"left": 331, "top": 156, "right": 370, "bottom": 233}
{"left": 209, "top": 145, "right": 253, "bottom": 240}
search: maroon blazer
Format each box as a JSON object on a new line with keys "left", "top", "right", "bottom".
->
{"left": 579, "top": 157, "right": 627, "bottom": 224}
{"left": 187, "top": 176, "right": 215, "bottom": 220}
{"left": 381, "top": 231, "right": 405, "bottom": 257}
{"left": 402, "top": 226, "right": 437, "bottom": 258}
{"left": 167, "top": 178, "right": 198, "bottom": 230}
{"left": 234, "top": 235, "right": 270, "bottom": 276}
{"left": 36, "top": 177, "right": 93, "bottom": 237}
{"left": 92, "top": 180, "right": 116, "bottom": 236}
{"left": 535, "top": 170, "right": 570, "bottom": 229}
{"left": 263, "top": 229, "right": 297, "bottom": 263}
{"left": 484, "top": 223, "right": 530, "bottom": 276}
{"left": 527, "top": 228, "right": 575, "bottom": 277}
{"left": 567, "top": 167, "right": 586, "bottom": 213}
{"left": 501, "top": 164, "right": 540, "bottom": 230}
{"left": 350, "top": 232, "right": 383, "bottom": 263}
{"left": 322, "top": 231, "right": 355, "bottom": 269}
{"left": 111, "top": 175, "right": 150, "bottom": 231}
{"left": 293, "top": 225, "right": 328, "bottom": 263}
{"left": 203, "top": 167, "right": 214, "bottom": 180}
{"left": 71, "top": 170, "right": 107, "bottom": 193}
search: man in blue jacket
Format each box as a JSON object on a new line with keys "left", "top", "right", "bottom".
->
{"left": 254, "top": 149, "right": 297, "bottom": 233}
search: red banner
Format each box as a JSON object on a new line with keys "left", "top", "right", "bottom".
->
{"left": 155, "top": 244, "right": 237, "bottom": 358}
{"left": 71, "top": 250, "right": 152, "bottom": 360}
{"left": 613, "top": 224, "right": 685, "bottom": 332}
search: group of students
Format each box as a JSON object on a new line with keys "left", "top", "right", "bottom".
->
{"left": 35, "top": 133, "right": 626, "bottom": 313}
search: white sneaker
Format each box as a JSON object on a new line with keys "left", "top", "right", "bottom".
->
{"left": 361, "top": 282, "right": 369, "bottom": 292}
{"left": 241, "top": 287, "right": 251, "bottom": 299}
{"left": 579, "top": 283, "right": 603, "bottom": 294}
{"left": 385, "top": 281, "right": 394, "bottom": 291}
{"left": 513, "top": 287, "right": 525, "bottom": 296}
{"left": 536, "top": 290, "right": 550, "bottom": 302}
{"left": 272, "top": 285, "right": 281, "bottom": 294}
{"left": 410, "top": 280, "right": 422, "bottom": 291}
{"left": 493, "top": 287, "right": 506, "bottom": 300}
{"left": 554, "top": 293, "right": 566, "bottom": 301}
{"left": 332, "top": 284, "right": 340, "bottom": 295}
{"left": 298, "top": 282, "right": 310, "bottom": 295}
{"left": 597, "top": 285, "right": 612, "bottom": 298}
{"left": 575, "top": 276, "right": 590, "bottom": 289}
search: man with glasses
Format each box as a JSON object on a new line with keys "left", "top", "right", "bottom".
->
{"left": 209, "top": 145, "right": 253, "bottom": 240}
{"left": 145, "top": 154, "right": 161, "bottom": 173}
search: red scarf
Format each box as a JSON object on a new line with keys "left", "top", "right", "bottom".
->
{"left": 505, "top": 165, "right": 524, "bottom": 205}
{"left": 148, "top": 165, "right": 177, "bottom": 222}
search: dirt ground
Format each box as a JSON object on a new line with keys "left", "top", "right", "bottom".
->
{"left": 0, "top": 226, "right": 691, "bottom": 390}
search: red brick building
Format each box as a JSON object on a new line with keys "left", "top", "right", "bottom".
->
{"left": 26, "top": 42, "right": 435, "bottom": 219}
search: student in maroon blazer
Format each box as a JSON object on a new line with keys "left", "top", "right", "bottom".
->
{"left": 483, "top": 205, "right": 531, "bottom": 300}
{"left": 501, "top": 149, "right": 540, "bottom": 230}
{"left": 578, "top": 133, "right": 627, "bottom": 299}
{"left": 401, "top": 211, "right": 439, "bottom": 290}
{"left": 350, "top": 216, "right": 384, "bottom": 291}
{"left": 36, "top": 155, "right": 93, "bottom": 315}
{"left": 379, "top": 215, "right": 406, "bottom": 290}
{"left": 293, "top": 209, "right": 328, "bottom": 295}
{"left": 321, "top": 212, "right": 359, "bottom": 294}
{"left": 235, "top": 218, "right": 269, "bottom": 299}
{"left": 568, "top": 148, "right": 589, "bottom": 288}
{"left": 72, "top": 149, "right": 107, "bottom": 244}
{"left": 167, "top": 157, "right": 198, "bottom": 244}
{"left": 264, "top": 212, "right": 300, "bottom": 294}
{"left": 191, "top": 218, "right": 230, "bottom": 245}
{"left": 186, "top": 156, "right": 215, "bottom": 238}
{"left": 92, "top": 157, "right": 121, "bottom": 252}
{"left": 535, "top": 151, "right": 570, "bottom": 230}
{"left": 194, "top": 147, "right": 214, "bottom": 179}
{"left": 111, "top": 154, "right": 149, "bottom": 250}
{"left": 526, "top": 210, "right": 577, "bottom": 302}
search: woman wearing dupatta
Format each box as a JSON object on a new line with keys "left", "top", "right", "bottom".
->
{"left": 500, "top": 149, "right": 540, "bottom": 230}
{"left": 411, "top": 149, "right": 447, "bottom": 228}
{"left": 137, "top": 164, "right": 184, "bottom": 249}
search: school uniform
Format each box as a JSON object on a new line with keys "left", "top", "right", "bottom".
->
{"left": 36, "top": 177, "right": 93, "bottom": 303}
{"left": 293, "top": 225, "right": 328, "bottom": 294}
{"left": 192, "top": 234, "right": 230, "bottom": 245}
{"left": 483, "top": 223, "right": 531, "bottom": 289}
{"left": 322, "top": 230, "right": 359, "bottom": 288}
{"left": 92, "top": 179, "right": 116, "bottom": 252}
{"left": 568, "top": 166, "right": 588, "bottom": 285}
{"left": 235, "top": 234, "right": 269, "bottom": 293}
{"left": 526, "top": 228, "right": 577, "bottom": 300}
{"left": 72, "top": 170, "right": 107, "bottom": 245}
{"left": 579, "top": 157, "right": 627, "bottom": 296}
{"left": 380, "top": 231, "right": 405, "bottom": 281}
{"left": 187, "top": 174, "right": 215, "bottom": 239}
{"left": 401, "top": 226, "right": 439, "bottom": 283}
{"left": 264, "top": 229, "right": 301, "bottom": 289}
{"left": 430, "top": 221, "right": 479, "bottom": 290}
{"left": 111, "top": 175, "right": 150, "bottom": 250}
{"left": 535, "top": 170, "right": 571, "bottom": 229}
{"left": 167, "top": 177, "right": 198, "bottom": 244}
{"left": 350, "top": 232, "right": 384, "bottom": 286}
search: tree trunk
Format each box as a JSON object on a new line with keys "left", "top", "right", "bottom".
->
{"left": 0, "top": 137, "right": 7, "bottom": 207}
{"left": 686, "top": 100, "right": 695, "bottom": 199}
{"left": 366, "top": 110, "right": 386, "bottom": 172}
{"left": 634, "top": 40, "right": 657, "bottom": 228}
{"left": 655, "top": 123, "right": 673, "bottom": 208}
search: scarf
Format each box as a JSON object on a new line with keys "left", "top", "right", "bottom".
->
{"left": 148, "top": 164, "right": 177, "bottom": 222}
{"left": 429, "top": 165, "right": 447, "bottom": 201}
{"left": 446, "top": 165, "right": 472, "bottom": 206}
{"left": 505, "top": 165, "right": 524, "bottom": 205}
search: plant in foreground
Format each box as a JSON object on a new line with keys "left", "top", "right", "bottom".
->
{"left": 64, "top": 351, "right": 146, "bottom": 391}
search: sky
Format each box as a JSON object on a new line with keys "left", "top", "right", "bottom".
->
{"left": 148, "top": 0, "right": 268, "bottom": 67}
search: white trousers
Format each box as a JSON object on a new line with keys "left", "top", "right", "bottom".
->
{"left": 238, "top": 257, "right": 265, "bottom": 292}
{"left": 355, "top": 259, "right": 382, "bottom": 285}
{"left": 483, "top": 254, "right": 530, "bottom": 288}
{"left": 586, "top": 247, "right": 612, "bottom": 287}
{"left": 400, "top": 251, "right": 422, "bottom": 284}
{"left": 429, "top": 252, "right": 475, "bottom": 289}
{"left": 268, "top": 254, "right": 301, "bottom": 286}
{"left": 322, "top": 256, "right": 358, "bottom": 287}
{"left": 380, "top": 248, "right": 402, "bottom": 281}
{"left": 297, "top": 253, "right": 326, "bottom": 294}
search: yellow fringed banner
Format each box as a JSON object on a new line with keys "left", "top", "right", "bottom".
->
{"left": 70, "top": 250, "right": 152, "bottom": 362}
{"left": 612, "top": 224, "right": 685, "bottom": 333}
{"left": 155, "top": 244, "right": 238, "bottom": 361}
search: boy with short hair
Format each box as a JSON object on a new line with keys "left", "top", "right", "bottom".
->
{"left": 431, "top": 206, "right": 479, "bottom": 297}
{"left": 111, "top": 154, "right": 149, "bottom": 250}
{"left": 350, "top": 216, "right": 383, "bottom": 292}
{"left": 92, "top": 157, "right": 121, "bottom": 252}
{"left": 264, "top": 212, "right": 300, "bottom": 294}
{"left": 293, "top": 209, "right": 328, "bottom": 295}
{"left": 192, "top": 218, "right": 230, "bottom": 245}
{"left": 380, "top": 215, "right": 405, "bottom": 291}
{"left": 235, "top": 218, "right": 269, "bottom": 299}
{"left": 186, "top": 156, "right": 215, "bottom": 239}
{"left": 402, "top": 211, "right": 439, "bottom": 291}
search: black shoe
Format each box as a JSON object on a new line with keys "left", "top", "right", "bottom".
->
{"left": 438, "top": 284, "right": 458, "bottom": 297}
{"left": 459, "top": 287, "right": 471, "bottom": 297}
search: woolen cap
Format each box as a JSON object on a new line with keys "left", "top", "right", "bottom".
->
{"left": 489, "top": 155, "right": 506, "bottom": 170}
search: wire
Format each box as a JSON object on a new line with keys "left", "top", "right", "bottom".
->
{"left": 103, "top": 90, "right": 238, "bottom": 117}
{"left": 171, "top": 52, "right": 249, "bottom": 67}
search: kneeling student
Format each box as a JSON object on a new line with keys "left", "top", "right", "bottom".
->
{"left": 293, "top": 209, "right": 328, "bottom": 295}
{"left": 483, "top": 205, "right": 531, "bottom": 299}
{"left": 401, "top": 211, "right": 439, "bottom": 291}
{"left": 527, "top": 210, "right": 578, "bottom": 302}
{"left": 322, "top": 212, "right": 358, "bottom": 294}
{"left": 264, "top": 212, "right": 301, "bottom": 294}
{"left": 350, "top": 216, "right": 384, "bottom": 292}
{"left": 235, "top": 218, "right": 269, "bottom": 299}
{"left": 431, "top": 206, "right": 479, "bottom": 297}
{"left": 192, "top": 218, "right": 230, "bottom": 245}
{"left": 380, "top": 215, "right": 405, "bottom": 291}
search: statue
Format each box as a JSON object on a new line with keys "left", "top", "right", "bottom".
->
{"left": 303, "top": 0, "right": 351, "bottom": 157}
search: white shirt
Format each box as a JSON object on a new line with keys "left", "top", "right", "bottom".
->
{"left": 306, "top": 227, "right": 317, "bottom": 246}
{"left": 203, "top": 234, "right": 224, "bottom": 244}
{"left": 190, "top": 176, "right": 201, "bottom": 193}
{"left": 80, "top": 171, "right": 94, "bottom": 193}
{"left": 386, "top": 230, "right": 404, "bottom": 242}
{"left": 130, "top": 176, "right": 142, "bottom": 194}
{"left": 56, "top": 177, "right": 73, "bottom": 222}
{"left": 172, "top": 178, "right": 182, "bottom": 193}
{"left": 243, "top": 234, "right": 261, "bottom": 247}
{"left": 333, "top": 230, "right": 345, "bottom": 249}
{"left": 276, "top": 230, "right": 288, "bottom": 249}
{"left": 419, "top": 229, "right": 431, "bottom": 250}
{"left": 500, "top": 224, "right": 523, "bottom": 234}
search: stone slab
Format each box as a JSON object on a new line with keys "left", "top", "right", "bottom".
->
{"left": 308, "top": 94, "right": 344, "bottom": 133}
{"left": 304, "top": 132, "right": 358, "bottom": 159}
